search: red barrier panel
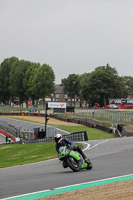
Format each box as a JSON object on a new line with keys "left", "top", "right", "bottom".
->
{"left": 0, "top": 130, "right": 16, "bottom": 142}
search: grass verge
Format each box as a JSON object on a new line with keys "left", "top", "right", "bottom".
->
{"left": 56, "top": 125, "right": 115, "bottom": 140}
{"left": 0, "top": 142, "right": 82, "bottom": 168}
{"left": 0, "top": 116, "right": 114, "bottom": 168}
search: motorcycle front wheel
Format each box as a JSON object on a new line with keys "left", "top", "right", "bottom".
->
{"left": 66, "top": 157, "right": 79, "bottom": 172}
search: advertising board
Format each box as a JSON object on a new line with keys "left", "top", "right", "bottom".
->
{"left": 48, "top": 102, "right": 66, "bottom": 108}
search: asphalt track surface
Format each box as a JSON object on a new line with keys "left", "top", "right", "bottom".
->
{"left": 0, "top": 119, "right": 133, "bottom": 199}
{"left": 0, "top": 117, "right": 46, "bottom": 132}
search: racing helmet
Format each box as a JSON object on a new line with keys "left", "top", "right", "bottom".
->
{"left": 54, "top": 133, "right": 62, "bottom": 144}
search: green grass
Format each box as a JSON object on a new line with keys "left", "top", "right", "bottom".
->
{"left": 0, "top": 142, "right": 82, "bottom": 168}
{"left": 56, "top": 125, "right": 115, "bottom": 140}
{"left": 0, "top": 116, "right": 114, "bottom": 168}
{"left": 0, "top": 143, "right": 55, "bottom": 168}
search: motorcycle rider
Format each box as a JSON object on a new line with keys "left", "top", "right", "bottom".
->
{"left": 54, "top": 133, "right": 91, "bottom": 167}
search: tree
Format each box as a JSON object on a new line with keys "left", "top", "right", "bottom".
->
{"left": 31, "top": 64, "right": 55, "bottom": 109}
{"left": 61, "top": 74, "right": 80, "bottom": 107}
{"left": 0, "top": 57, "right": 55, "bottom": 107}
{"left": 9, "top": 59, "right": 31, "bottom": 105}
{"left": 0, "top": 57, "right": 18, "bottom": 104}
{"left": 23, "top": 62, "right": 40, "bottom": 106}
{"left": 80, "top": 73, "right": 91, "bottom": 103}
{"left": 120, "top": 76, "right": 133, "bottom": 98}
{"left": 80, "top": 64, "right": 121, "bottom": 107}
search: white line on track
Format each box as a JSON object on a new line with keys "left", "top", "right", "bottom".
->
{"left": 88, "top": 139, "right": 109, "bottom": 150}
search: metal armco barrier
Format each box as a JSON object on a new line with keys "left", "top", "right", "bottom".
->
{"left": 24, "top": 131, "right": 87, "bottom": 144}
{"left": 63, "top": 131, "right": 88, "bottom": 141}
{"left": 0, "top": 120, "right": 19, "bottom": 137}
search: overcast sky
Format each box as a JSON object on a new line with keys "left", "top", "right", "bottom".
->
{"left": 0, "top": 0, "right": 133, "bottom": 83}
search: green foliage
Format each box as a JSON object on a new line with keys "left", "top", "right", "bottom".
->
{"left": 80, "top": 73, "right": 91, "bottom": 102}
{"left": 80, "top": 64, "right": 123, "bottom": 106}
{"left": 23, "top": 62, "right": 40, "bottom": 104}
{"left": 61, "top": 74, "right": 80, "bottom": 106}
{"left": 31, "top": 64, "right": 55, "bottom": 108}
{"left": 10, "top": 60, "right": 31, "bottom": 104}
{"left": 0, "top": 57, "right": 18, "bottom": 103}
{"left": 120, "top": 76, "right": 133, "bottom": 98}
{"left": 1, "top": 57, "right": 133, "bottom": 107}
{"left": 31, "top": 64, "right": 55, "bottom": 99}
{"left": 0, "top": 57, "right": 55, "bottom": 106}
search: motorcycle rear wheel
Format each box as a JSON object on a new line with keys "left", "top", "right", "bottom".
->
{"left": 86, "top": 159, "right": 93, "bottom": 170}
{"left": 66, "top": 157, "right": 79, "bottom": 172}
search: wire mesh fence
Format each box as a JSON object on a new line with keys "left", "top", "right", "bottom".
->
{"left": 73, "top": 108, "right": 133, "bottom": 124}
{"left": 1, "top": 105, "right": 133, "bottom": 124}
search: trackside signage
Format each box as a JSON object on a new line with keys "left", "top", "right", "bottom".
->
{"left": 48, "top": 102, "right": 66, "bottom": 108}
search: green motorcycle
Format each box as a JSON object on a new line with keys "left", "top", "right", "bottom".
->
{"left": 59, "top": 146, "right": 93, "bottom": 172}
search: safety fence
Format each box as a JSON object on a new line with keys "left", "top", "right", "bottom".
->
{"left": 1, "top": 108, "right": 133, "bottom": 124}
{"left": 0, "top": 119, "right": 88, "bottom": 144}
{"left": 73, "top": 108, "right": 133, "bottom": 124}
{"left": 24, "top": 131, "right": 88, "bottom": 144}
